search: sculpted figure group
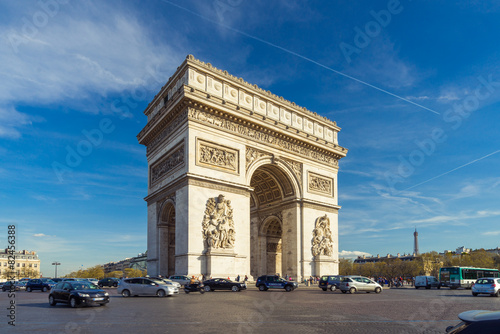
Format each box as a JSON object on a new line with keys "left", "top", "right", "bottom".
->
{"left": 202, "top": 195, "right": 236, "bottom": 249}
{"left": 312, "top": 215, "right": 334, "bottom": 257}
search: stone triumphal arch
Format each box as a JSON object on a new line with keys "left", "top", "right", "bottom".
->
{"left": 137, "top": 55, "right": 347, "bottom": 280}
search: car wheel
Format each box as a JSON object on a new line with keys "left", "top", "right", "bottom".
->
{"left": 49, "top": 295, "right": 57, "bottom": 306}
{"left": 70, "top": 297, "right": 78, "bottom": 308}
{"left": 330, "top": 285, "right": 337, "bottom": 292}
{"left": 437, "top": 286, "right": 441, "bottom": 290}
{"left": 495, "top": 290, "right": 500, "bottom": 297}
{"left": 113, "top": 283, "right": 118, "bottom": 287}
{"left": 322, "top": 288, "right": 327, "bottom": 291}
{"left": 231, "top": 286, "right": 239, "bottom": 292}
{"left": 100, "top": 303, "right": 106, "bottom": 306}
{"left": 375, "top": 287, "right": 382, "bottom": 294}
{"left": 157, "top": 289, "right": 166, "bottom": 297}
{"left": 415, "top": 287, "right": 419, "bottom": 289}
{"left": 42, "top": 287, "right": 48, "bottom": 292}
{"left": 27, "top": 287, "right": 32, "bottom": 292}
{"left": 184, "top": 290, "right": 189, "bottom": 294}
{"left": 349, "top": 287, "right": 356, "bottom": 294}
{"left": 259, "top": 285, "right": 267, "bottom": 291}
{"left": 121, "top": 289, "right": 131, "bottom": 298}
{"left": 472, "top": 292, "right": 478, "bottom": 296}
{"left": 285, "top": 285, "right": 293, "bottom": 292}
{"left": 204, "top": 286, "right": 211, "bottom": 292}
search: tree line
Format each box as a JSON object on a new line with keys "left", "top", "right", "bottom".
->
{"left": 64, "top": 265, "right": 146, "bottom": 279}
{"left": 340, "top": 250, "right": 500, "bottom": 278}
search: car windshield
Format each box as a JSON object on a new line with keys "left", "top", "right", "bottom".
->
{"left": 71, "top": 283, "right": 99, "bottom": 290}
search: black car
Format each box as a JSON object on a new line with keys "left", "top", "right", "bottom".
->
{"left": 202, "top": 278, "right": 246, "bottom": 292}
{"left": 318, "top": 275, "right": 343, "bottom": 292}
{"left": 26, "top": 279, "right": 52, "bottom": 292}
{"left": 446, "top": 310, "right": 500, "bottom": 334}
{"left": 49, "top": 281, "right": 109, "bottom": 308}
{"left": 255, "top": 275, "right": 298, "bottom": 292}
{"left": 2, "top": 281, "right": 21, "bottom": 292}
{"left": 98, "top": 277, "right": 119, "bottom": 287}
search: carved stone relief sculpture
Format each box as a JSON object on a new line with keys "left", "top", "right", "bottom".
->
{"left": 202, "top": 194, "right": 236, "bottom": 249}
{"left": 311, "top": 215, "right": 334, "bottom": 257}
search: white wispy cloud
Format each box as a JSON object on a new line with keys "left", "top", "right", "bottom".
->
{"left": 0, "top": 1, "right": 184, "bottom": 137}
{"left": 339, "top": 250, "right": 372, "bottom": 259}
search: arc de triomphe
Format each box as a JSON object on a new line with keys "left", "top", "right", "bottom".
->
{"left": 137, "top": 55, "right": 347, "bottom": 280}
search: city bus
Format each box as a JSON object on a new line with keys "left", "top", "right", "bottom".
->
{"left": 439, "top": 267, "right": 500, "bottom": 289}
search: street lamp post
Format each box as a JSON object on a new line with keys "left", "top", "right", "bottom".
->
{"left": 52, "top": 262, "right": 61, "bottom": 278}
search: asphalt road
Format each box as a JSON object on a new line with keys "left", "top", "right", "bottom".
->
{"left": 2, "top": 285, "right": 500, "bottom": 333}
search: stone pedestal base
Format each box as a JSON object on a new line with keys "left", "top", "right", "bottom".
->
{"left": 314, "top": 255, "right": 337, "bottom": 276}
{"left": 205, "top": 248, "right": 236, "bottom": 278}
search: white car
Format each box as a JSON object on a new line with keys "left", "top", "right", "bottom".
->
{"left": 472, "top": 278, "right": 500, "bottom": 297}
{"left": 118, "top": 277, "right": 178, "bottom": 297}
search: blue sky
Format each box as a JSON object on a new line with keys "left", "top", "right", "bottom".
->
{"left": 1, "top": 1, "right": 499, "bottom": 276}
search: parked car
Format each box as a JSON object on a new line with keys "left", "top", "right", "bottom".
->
{"left": 203, "top": 278, "right": 246, "bottom": 292}
{"left": 51, "top": 278, "right": 63, "bottom": 283}
{"left": 98, "top": 277, "right": 120, "bottom": 287}
{"left": 168, "top": 275, "right": 191, "bottom": 286}
{"left": 472, "top": 278, "right": 500, "bottom": 297}
{"left": 255, "top": 275, "right": 298, "bottom": 292}
{"left": 340, "top": 276, "right": 382, "bottom": 294}
{"left": 319, "top": 275, "right": 343, "bottom": 292}
{"left": 446, "top": 310, "right": 500, "bottom": 333}
{"left": 414, "top": 276, "right": 440, "bottom": 289}
{"left": 26, "top": 279, "right": 52, "bottom": 292}
{"left": 118, "top": 277, "right": 179, "bottom": 297}
{"left": 2, "top": 281, "right": 21, "bottom": 292}
{"left": 49, "top": 281, "right": 109, "bottom": 308}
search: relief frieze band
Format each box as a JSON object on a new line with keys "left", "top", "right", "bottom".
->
{"left": 188, "top": 107, "right": 340, "bottom": 167}
{"left": 196, "top": 139, "right": 239, "bottom": 174}
{"left": 150, "top": 142, "right": 185, "bottom": 185}
{"left": 308, "top": 172, "right": 334, "bottom": 197}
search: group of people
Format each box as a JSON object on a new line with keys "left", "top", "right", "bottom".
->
{"left": 374, "top": 276, "right": 414, "bottom": 287}
{"left": 304, "top": 276, "right": 321, "bottom": 286}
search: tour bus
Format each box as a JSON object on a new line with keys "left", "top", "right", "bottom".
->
{"left": 439, "top": 267, "right": 500, "bottom": 289}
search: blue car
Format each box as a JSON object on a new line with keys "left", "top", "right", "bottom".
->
{"left": 255, "top": 275, "right": 298, "bottom": 292}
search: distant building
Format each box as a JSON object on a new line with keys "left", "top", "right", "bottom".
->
{"left": 102, "top": 252, "right": 147, "bottom": 274}
{"left": 354, "top": 253, "right": 417, "bottom": 264}
{"left": 353, "top": 229, "right": 419, "bottom": 264}
{"left": 485, "top": 247, "right": 500, "bottom": 255}
{"left": 456, "top": 246, "right": 471, "bottom": 254}
{"left": 0, "top": 249, "right": 40, "bottom": 279}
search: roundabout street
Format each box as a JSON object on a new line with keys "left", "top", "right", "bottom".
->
{"left": 2, "top": 285, "right": 500, "bottom": 333}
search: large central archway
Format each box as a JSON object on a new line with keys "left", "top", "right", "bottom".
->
{"left": 249, "top": 163, "right": 299, "bottom": 279}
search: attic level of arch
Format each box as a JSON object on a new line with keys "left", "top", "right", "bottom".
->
{"left": 138, "top": 96, "right": 347, "bottom": 166}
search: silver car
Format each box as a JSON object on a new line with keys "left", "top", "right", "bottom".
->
{"left": 472, "top": 277, "right": 500, "bottom": 297}
{"left": 118, "top": 277, "right": 178, "bottom": 297}
{"left": 154, "top": 277, "right": 181, "bottom": 289}
{"left": 168, "top": 275, "right": 191, "bottom": 286}
{"left": 340, "top": 276, "right": 382, "bottom": 294}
